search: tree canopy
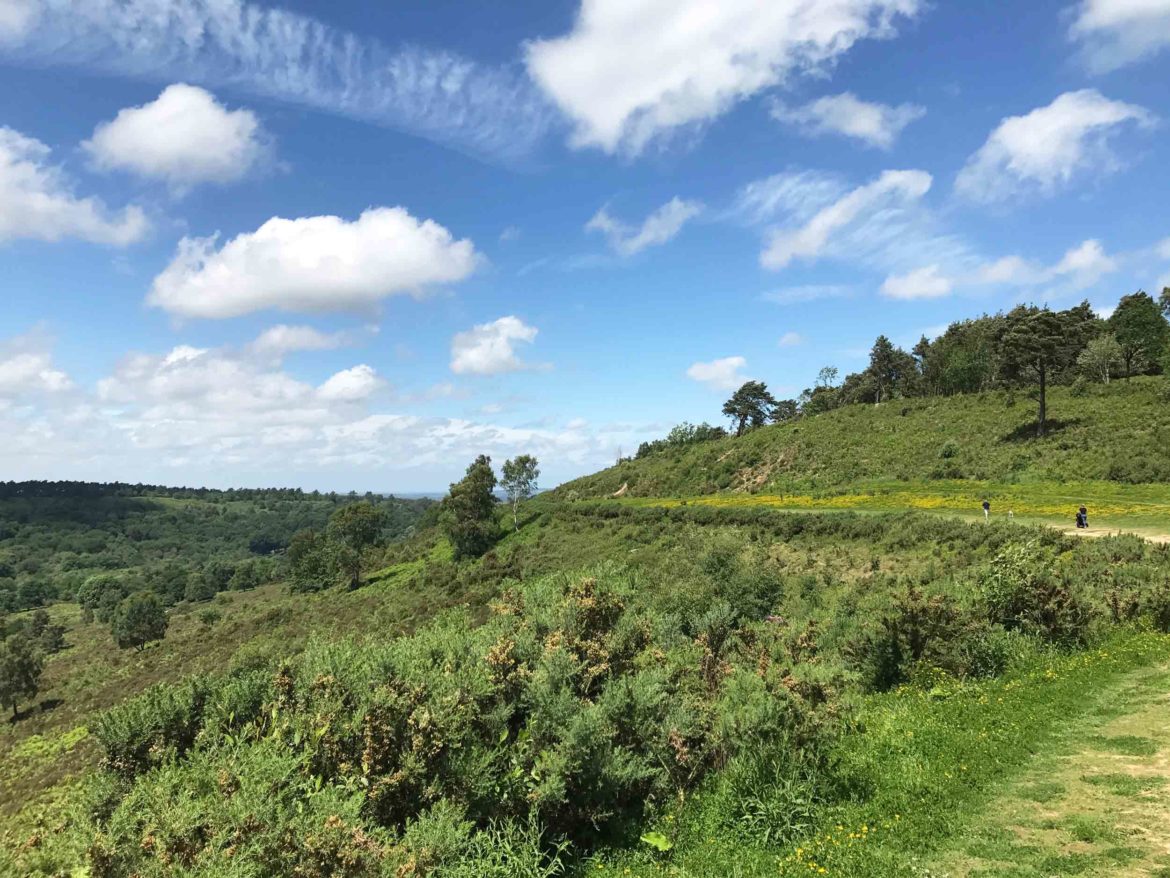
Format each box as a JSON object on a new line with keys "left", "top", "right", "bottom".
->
{"left": 441, "top": 455, "right": 499, "bottom": 560}
{"left": 111, "top": 592, "right": 169, "bottom": 652}
{"left": 721, "top": 381, "right": 778, "bottom": 436}
{"left": 500, "top": 455, "right": 540, "bottom": 532}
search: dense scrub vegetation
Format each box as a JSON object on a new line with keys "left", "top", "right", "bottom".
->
{"left": 12, "top": 497, "right": 1170, "bottom": 876}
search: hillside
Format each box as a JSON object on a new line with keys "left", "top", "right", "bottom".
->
{"left": 560, "top": 378, "right": 1170, "bottom": 498}
{"left": 4, "top": 386, "right": 1170, "bottom": 878}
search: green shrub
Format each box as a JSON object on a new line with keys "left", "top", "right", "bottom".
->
{"left": 76, "top": 566, "right": 840, "bottom": 873}
{"left": 978, "top": 541, "right": 1095, "bottom": 646}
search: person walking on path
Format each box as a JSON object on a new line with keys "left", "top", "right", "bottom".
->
{"left": 1077, "top": 505, "right": 1089, "bottom": 529}
{"left": 982, "top": 499, "right": 990, "bottom": 521}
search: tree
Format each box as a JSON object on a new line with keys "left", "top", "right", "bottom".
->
{"left": 816, "top": 366, "right": 839, "bottom": 388}
{"left": 500, "top": 455, "right": 540, "bottom": 532}
{"left": 1000, "top": 308, "right": 1072, "bottom": 437}
{"left": 77, "top": 573, "right": 128, "bottom": 624}
{"left": 441, "top": 455, "right": 499, "bottom": 560}
{"left": 327, "top": 502, "right": 384, "bottom": 589}
{"left": 1159, "top": 287, "right": 1170, "bottom": 320}
{"left": 1077, "top": 333, "right": 1122, "bottom": 384}
{"left": 772, "top": 399, "right": 799, "bottom": 423}
{"left": 868, "top": 336, "right": 899, "bottom": 404}
{"left": 721, "top": 381, "right": 778, "bottom": 437}
{"left": 111, "top": 592, "right": 169, "bottom": 652}
{"left": 1109, "top": 291, "right": 1169, "bottom": 378}
{"left": 0, "top": 632, "right": 44, "bottom": 718}
{"left": 287, "top": 530, "right": 333, "bottom": 593}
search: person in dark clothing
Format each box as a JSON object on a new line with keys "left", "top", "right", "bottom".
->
{"left": 982, "top": 499, "right": 990, "bottom": 521}
{"left": 1077, "top": 505, "right": 1088, "bottom": 528}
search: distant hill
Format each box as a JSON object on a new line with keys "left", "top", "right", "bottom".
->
{"left": 557, "top": 377, "right": 1170, "bottom": 499}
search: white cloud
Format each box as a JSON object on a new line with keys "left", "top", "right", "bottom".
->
{"left": 0, "top": 0, "right": 36, "bottom": 42}
{"left": 1068, "top": 0, "right": 1170, "bottom": 72}
{"left": 0, "top": 333, "right": 71, "bottom": 397}
{"left": 955, "top": 90, "right": 1155, "bottom": 203}
{"left": 1050, "top": 239, "right": 1117, "bottom": 288}
{"left": 586, "top": 197, "right": 703, "bottom": 256}
{"left": 525, "top": 0, "right": 922, "bottom": 154}
{"left": 771, "top": 92, "right": 924, "bottom": 148}
{"left": 0, "top": 334, "right": 650, "bottom": 489}
{"left": 880, "top": 264, "right": 953, "bottom": 300}
{"left": 0, "top": 126, "right": 148, "bottom": 245}
{"left": 973, "top": 240, "right": 1117, "bottom": 291}
{"left": 1, "top": 0, "right": 551, "bottom": 162}
{"left": 778, "top": 331, "right": 804, "bottom": 347}
{"left": 499, "top": 226, "right": 521, "bottom": 243}
{"left": 1157, "top": 237, "right": 1170, "bottom": 260}
{"left": 317, "top": 365, "right": 384, "bottom": 403}
{"left": 84, "top": 84, "right": 269, "bottom": 192}
{"left": 148, "top": 207, "right": 479, "bottom": 319}
{"left": 761, "top": 169, "right": 932, "bottom": 269}
{"left": 450, "top": 316, "right": 540, "bottom": 376}
{"left": 686, "top": 356, "right": 749, "bottom": 391}
{"left": 249, "top": 325, "right": 350, "bottom": 360}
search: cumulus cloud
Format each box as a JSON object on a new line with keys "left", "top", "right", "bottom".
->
{"left": 771, "top": 92, "right": 924, "bottom": 149}
{"left": 0, "top": 0, "right": 551, "bottom": 162}
{"left": 317, "top": 365, "right": 385, "bottom": 402}
{"left": 955, "top": 90, "right": 1155, "bottom": 203}
{"left": 586, "top": 197, "right": 703, "bottom": 256}
{"left": 971, "top": 240, "right": 1117, "bottom": 291}
{"left": 148, "top": 207, "right": 479, "bottom": 319}
{"left": 0, "top": 333, "right": 71, "bottom": 397}
{"left": 880, "top": 265, "right": 953, "bottom": 300}
{"left": 0, "top": 126, "right": 148, "bottom": 245}
{"left": 525, "top": 0, "right": 921, "bottom": 154}
{"left": 84, "top": 84, "right": 270, "bottom": 192}
{"left": 686, "top": 356, "right": 749, "bottom": 391}
{"left": 248, "top": 325, "right": 351, "bottom": 360}
{"left": 450, "top": 316, "right": 540, "bottom": 376}
{"left": 761, "top": 169, "right": 933, "bottom": 269}
{"left": 1068, "top": 0, "right": 1170, "bottom": 72}
{"left": 0, "top": 334, "right": 650, "bottom": 488}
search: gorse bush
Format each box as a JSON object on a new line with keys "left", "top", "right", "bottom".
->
{"left": 978, "top": 541, "right": 1094, "bottom": 646}
{"left": 68, "top": 565, "right": 840, "bottom": 875}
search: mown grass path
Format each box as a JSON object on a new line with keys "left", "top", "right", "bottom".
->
{"left": 593, "top": 634, "right": 1170, "bottom": 878}
{"left": 616, "top": 480, "right": 1170, "bottom": 543}
{"left": 929, "top": 661, "right": 1170, "bottom": 877}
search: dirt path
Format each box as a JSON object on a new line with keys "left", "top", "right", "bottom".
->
{"left": 931, "top": 663, "right": 1170, "bottom": 877}
{"left": 1060, "top": 527, "right": 1170, "bottom": 545}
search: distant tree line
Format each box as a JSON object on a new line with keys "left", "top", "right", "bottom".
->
{"left": 0, "top": 486, "right": 433, "bottom": 613}
{"left": 708, "top": 291, "right": 1170, "bottom": 443}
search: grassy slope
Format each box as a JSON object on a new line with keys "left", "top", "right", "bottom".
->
{"left": 558, "top": 378, "right": 1170, "bottom": 502}
{"left": 5, "top": 383, "right": 1170, "bottom": 872}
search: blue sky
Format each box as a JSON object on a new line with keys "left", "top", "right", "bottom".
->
{"left": 2, "top": 0, "right": 1170, "bottom": 492}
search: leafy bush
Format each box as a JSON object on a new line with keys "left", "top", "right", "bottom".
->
{"left": 978, "top": 541, "right": 1095, "bottom": 646}
{"left": 72, "top": 566, "right": 840, "bottom": 874}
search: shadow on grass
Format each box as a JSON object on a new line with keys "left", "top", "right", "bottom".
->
{"left": 1000, "top": 418, "right": 1082, "bottom": 444}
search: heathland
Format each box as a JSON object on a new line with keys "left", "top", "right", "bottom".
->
{"left": 5, "top": 305, "right": 1170, "bottom": 876}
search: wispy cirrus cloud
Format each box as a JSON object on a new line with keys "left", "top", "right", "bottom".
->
{"left": 0, "top": 0, "right": 554, "bottom": 162}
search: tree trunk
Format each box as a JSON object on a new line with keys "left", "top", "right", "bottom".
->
{"left": 1037, "top": 365, "right": 1047, "bottom": 437}
{"left": 736, "top": 417, "right": 746, "bottom": 437}
{"left": 512, "top": 500, "right": 519, "bottom": 532}
{"left": 11, "top": 701, "right": 17, "bottom": 719}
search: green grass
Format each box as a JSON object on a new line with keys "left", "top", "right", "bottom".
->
{"left": 558, "top": 378, "right": 1170, "bottom": 500}
{"left": 588, "top": 632, "right": 1170, "bottom": 878}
